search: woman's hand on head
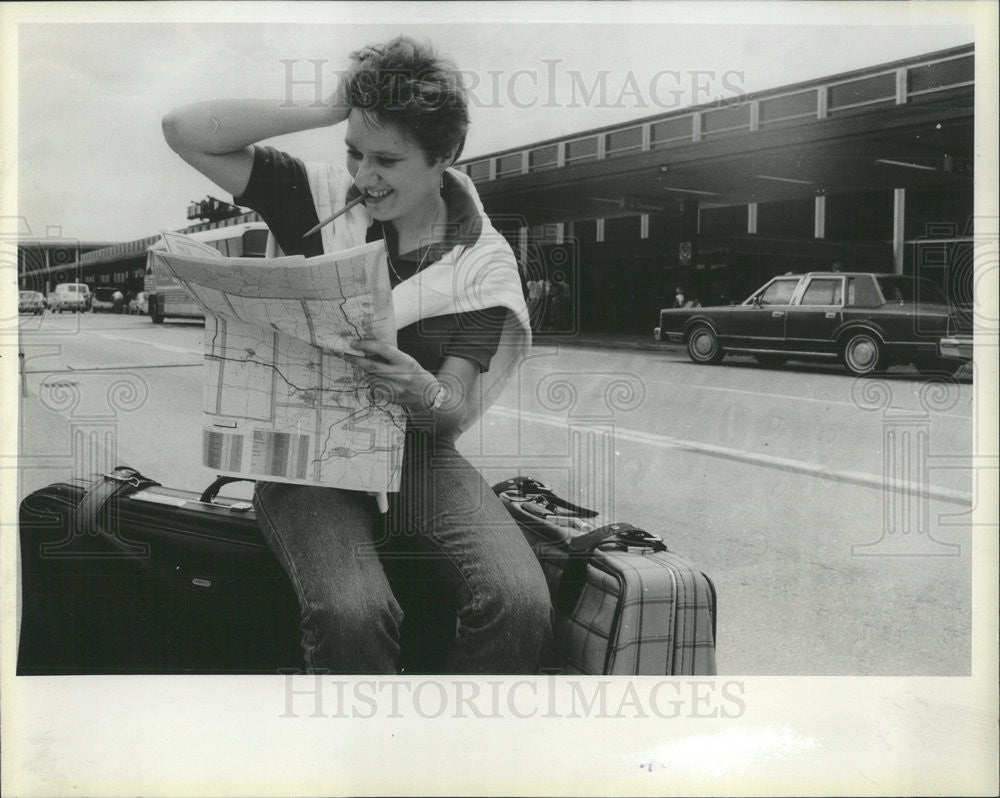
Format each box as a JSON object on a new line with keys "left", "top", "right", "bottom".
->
{"left": 342, "top": 340, "right": 440, "bottom": 412}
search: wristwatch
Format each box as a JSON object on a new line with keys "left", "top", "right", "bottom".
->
{"left": 428, "top": 383, "right": 446, "bottom": 411}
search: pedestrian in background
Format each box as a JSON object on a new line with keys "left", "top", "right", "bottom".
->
{"left": 526, "top": 275, "right": 545, "bottom": 330}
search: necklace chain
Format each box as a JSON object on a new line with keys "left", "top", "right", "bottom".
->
{"left": 385, "top": 201, "right": 442, "bottom": 283}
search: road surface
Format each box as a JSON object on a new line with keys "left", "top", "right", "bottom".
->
{"left": 14, "top": 312, "right": 981, "bottom": 674}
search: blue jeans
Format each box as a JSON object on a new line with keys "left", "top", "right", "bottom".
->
{"left": 253, "top": 428, "right": 552, "bottom": 674}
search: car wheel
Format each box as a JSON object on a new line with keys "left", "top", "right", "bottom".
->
{"left": 686, "top": 324, "right": 724, "bottom": 364}
{"left": 842, "top": 331, "right": 884, "bottom": 376}
{"left": 152, "top": 312, "right": 164, "bottom": 324}
{"left": 754, "top": 354, "right": 788, "bottom": 367}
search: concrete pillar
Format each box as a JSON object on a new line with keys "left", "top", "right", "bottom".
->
{"left": 814, "top": 195, "right": 826, "bottom": 239}
{"left": 893, "top": 188, "right": 906, "bottom": 274}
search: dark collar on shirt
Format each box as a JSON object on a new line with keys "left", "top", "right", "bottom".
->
{"left": 440, "top": 169, "right": 483, "bottom": 250}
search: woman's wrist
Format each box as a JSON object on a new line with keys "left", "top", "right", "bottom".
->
{"left": 324, "top": 81, "right": 352, "bottom": 127}
{"left": 404, "top": 379, "right": 446, "bottom": 418}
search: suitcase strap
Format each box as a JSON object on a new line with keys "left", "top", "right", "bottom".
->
{"left": 567, "top": 522, "right": 667, "bottom": 553}
{"left": 73, "top": 466, "right": 160, "bottom": 537}
{"left": 491, "top": 477, "right": 599, "bottom": 519}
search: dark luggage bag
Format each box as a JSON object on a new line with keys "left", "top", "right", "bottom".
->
{"left": 492, "top": 477, "right": 718, "bottom": 675}
{"left": 18, "top": 469, "right": 718, "bottom": 675}
{"left": 17, "top": 467, "right": 302, "bottom": 674}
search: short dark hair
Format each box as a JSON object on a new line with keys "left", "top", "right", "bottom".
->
{"left": 344, "top": 36, "right": 469, "bottom": 165}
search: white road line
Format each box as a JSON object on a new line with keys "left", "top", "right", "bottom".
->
{"left": 92, "top": 331, "right": 202, "bottom": 356}
{"left": 661, "top": 380, "right": 972, "bottom": 417}
{"left": 487, "top": 404, "right": 973, "bottom": 507}
{"left": 525, "top": 365, "right": 972, "bottom": 420}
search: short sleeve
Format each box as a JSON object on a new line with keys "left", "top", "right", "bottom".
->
{"left": 234, "top": 146, "right": 323, "bottom": 257}
{"left": 442, "top": 306, "right": 509, "bottom": 372}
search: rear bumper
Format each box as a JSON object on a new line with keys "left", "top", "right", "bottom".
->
{"left": 940, "top": 336, "right": 973, "bottom": 360}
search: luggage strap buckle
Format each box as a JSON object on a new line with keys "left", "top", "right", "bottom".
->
{"left": 493, "top": 476, "right": 598, "bottom": 518}
{"left": 614, "top": 528, "right": 666, "bottom": 552}
{"left": 103, "top": 472, "right": 143, "bottom": 488}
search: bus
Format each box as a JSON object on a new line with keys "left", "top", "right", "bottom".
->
{"left": 144, "top": 222, "right": 269, "bottom": 323}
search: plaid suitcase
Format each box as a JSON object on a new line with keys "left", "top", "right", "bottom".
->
{"left": 493, "top": 477, "right": 718, "bottom": 675}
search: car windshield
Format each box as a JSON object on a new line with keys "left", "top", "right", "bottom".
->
{"left": 876, "top": 276, "right": 949, "bottom": 305}
{"left": 94, "top": 289, "right": 116, "bottom": 300}
{"left": 753, "top": 278, "right": 800, "bottom": 306}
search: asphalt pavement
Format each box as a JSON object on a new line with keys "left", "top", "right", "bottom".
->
{"left": 12, "top": 312, "right": 981, "bottom": 675}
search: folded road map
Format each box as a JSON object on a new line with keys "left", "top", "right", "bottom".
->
{"left": 155, "top": 232, "right": 406, "bottom": 493}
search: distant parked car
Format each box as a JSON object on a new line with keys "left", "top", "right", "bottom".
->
{"left": 91, "top": 287, "right": 119, "bottom": 313}
{"left": 128, "top": 291, "right": 148, "bottom": 315}
{"left": 654, "top": 272, "right": 972, "bottom": 376}
{"left": 19, "top": 290, "right": 46, "bottom": 315}
{"left": 48, "top": 283, "right": 91, "bottom": 313}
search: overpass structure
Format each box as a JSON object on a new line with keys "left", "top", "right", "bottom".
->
{"left": 456, "top": 44, "right": 974, "bottom": 332}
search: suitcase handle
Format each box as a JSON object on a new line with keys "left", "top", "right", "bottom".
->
{"left": 567, "top": 522, "right": 666, "bottom": 553}
{"left": 200, "top": 476, "right": 257, "bottom": 504}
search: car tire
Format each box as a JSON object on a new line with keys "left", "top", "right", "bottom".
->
{"left": 152, "top": 312, "right": 164, "bottom": 324}
{"left": 686, "top": 324, "right": 724, "bottom": 364}
{"left": 754, "top": 354, "right": 788, "bottom": 367}
{"left": 842, "top": 331, "right": 884, "bottom": 376}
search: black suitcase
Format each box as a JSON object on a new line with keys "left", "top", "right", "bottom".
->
{"left": 17, "top": 467, "right": 302, "bottom": 674}
{"left": 18, "top": 469, "right": 718, "bottom": 675}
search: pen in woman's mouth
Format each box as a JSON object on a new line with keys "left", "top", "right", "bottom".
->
{"left": 302, "top": 194, "right": 366, "bottom": 239}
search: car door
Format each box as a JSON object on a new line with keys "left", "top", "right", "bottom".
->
{"left": 784, "top": 276, "right": 845, "bottom": 353}
{"left": 732, "top": 277, "right": 801, "bottom": 348}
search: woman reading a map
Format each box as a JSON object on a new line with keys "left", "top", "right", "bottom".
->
{"left": 162, "top": 36, "right": 551, "bottom": 673}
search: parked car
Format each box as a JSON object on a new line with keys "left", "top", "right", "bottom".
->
{"left": 127, "top": 291, "right": 148, "bottom": 315}
{"left": 654, "top": 272, "right": 972, "bottom": 376}
{"left": 48, "top": 282, "right": 91, "bottom": 313}
{"left": 19, "top": 290, "right": 46, "bottom": 315}
{"left": 91, "top": 287, "right": 125, "bottom": 313}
